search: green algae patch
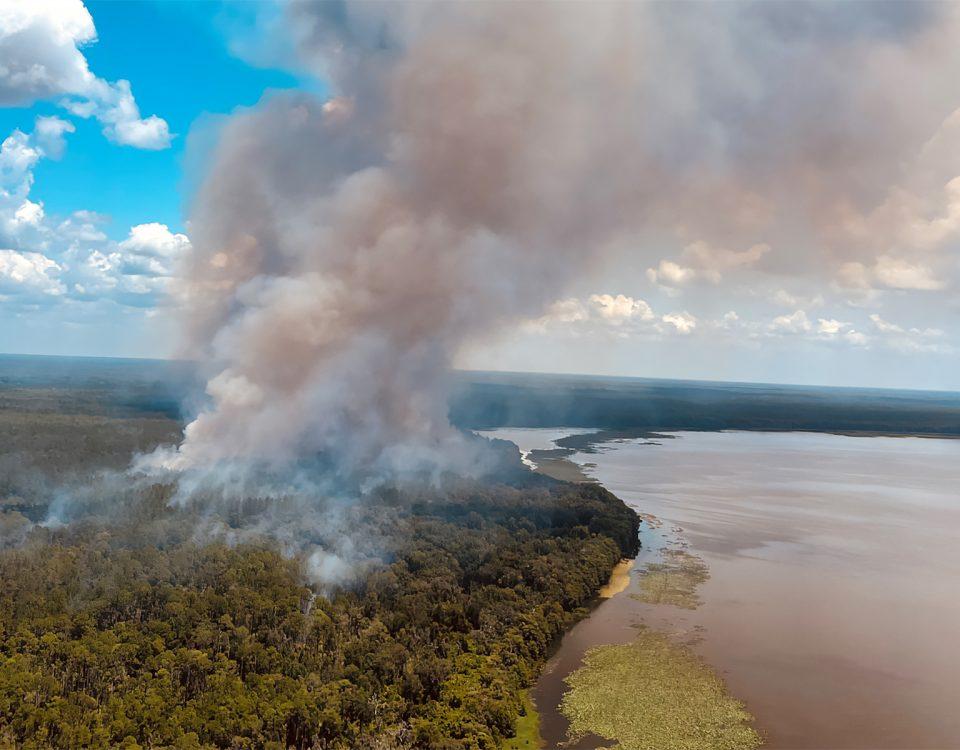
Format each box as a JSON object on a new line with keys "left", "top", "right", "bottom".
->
{"left": 504, "top": 690, "right": 544, "bottom": 749}
{"left": 634, "top": 548, "right": 710, "bottom": 609}
{"left": 561, "top": 630, "right": 761, "bottom": 750}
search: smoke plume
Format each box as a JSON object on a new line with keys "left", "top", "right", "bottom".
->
{"left": 140, "top": 2, "right": 658, "bottom": 487}
{"left": 142, "top": 0, "right": 960, "bottom": 489}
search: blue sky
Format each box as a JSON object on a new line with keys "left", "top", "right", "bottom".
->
{"left": 0, "top": 1, "right": 301, "bottom": 236}
{"left": 0, "top": 0, "right": 319, "bottom": 359}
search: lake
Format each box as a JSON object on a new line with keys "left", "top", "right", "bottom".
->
{"left": 482, "top": 429, "right": 960, "bottom": 749}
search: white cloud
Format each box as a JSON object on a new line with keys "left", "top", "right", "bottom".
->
{"left": 715, "top": 310, "right": 740, "bottom": 329}
{"left": 872, "top": 255, "right": 945, "bottom": 291}
{"left": 116, "top": 222, "right": 191, "bottom": 276}
{"left": 0, "top": 117, "right": 72, "bottom": 243}
{"left": 62, "top": 78, "right": 171, "bottom": 150}
{"left": 816, "top": 318, "right": 847, "bottom": 335}
{"left": 33, "top": 115, "right": 73, "bottom": 157}
{"left": 661, "top": 311, "right": 697, "bottom": 334}
{"left": 868, "top": 313, "right": 903, "bottom": 334}
{"left": 523, "top": 297, "right": 588, "bottom": 332}
{"left": 770, "top": 309, "right": 812, "bottom": 334}
{"left": 695, "top": 307, "right": 874, "bottom": 346}
{"left": 0, "top": 119, "right": 187, "bottom": 309}
{"left": 12, "top": 199, "right": 42, "bottom": 227}
{"left": 589, "top": 293, "right": 654, "bottom": 323}
{"left": 843, "top": 330, "right": 869, "bottom": 346}
{"left": 837, "top": 256, "right": 946, "bottom": 292}
{"left": 60, "top": 224, "right": 189, "bottom": 305}
{"left": 646, "top": 259, "right": 695, "bottom": 287}
{"left": 57, "top": 209, "right": 108, "bottom": 243}
{"left": 683, "top": 240, "right": 770, "bottom": 281}
{"left": 862, "top": 312, "right": 953, "bottom": 353}
{"left": 0, "top": 0, "right": 171, "bottom": 149}
{"left": 769, "top": 288, "right": 824, "bottom": 309}
{"left": 0, "top": 248, "right": 64, "bottom": 296}
{"left": 767, "top": 312, "right": 865, "bottom": 342}
{"left": 648, "top": 240, "right": 770, "bottom": 290}
{"left": 523, "top": 288, "right": 955, "bottom": 364}
{"left": 525, "top": 293, "right": 657, "bottom": 336}
{"left": 869, "top": 312, "right": 945, "bottom": 342}
{"left": 0, "top": 128, "right": 41, "bottom": 198}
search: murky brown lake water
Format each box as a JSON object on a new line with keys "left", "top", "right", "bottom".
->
{"left": 486, "top": 430, "right": 960, "bottom": 749}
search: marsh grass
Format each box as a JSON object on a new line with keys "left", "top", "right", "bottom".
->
{"left": 633, "top": 548, "right": 710, "bottom": 609}
{"left": 504, "top": 691, "right": 544, "bottom": 749}
{"left": 561, "top": 629, "right": 762, "bottom": 750}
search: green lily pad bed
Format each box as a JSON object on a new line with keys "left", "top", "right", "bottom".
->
{"left": 561, "top": 628, "right": 762, "bottom": 750}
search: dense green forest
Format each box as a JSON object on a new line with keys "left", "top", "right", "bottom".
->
{"left": 0, "top": 479, "right": 637, "bottom": 749}
{"left": 0, "top": 366, "right": 639, "bottom": 749}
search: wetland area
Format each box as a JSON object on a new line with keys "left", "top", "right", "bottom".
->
{"left": 481, "top": 429, "right": 960, "bottom": 749}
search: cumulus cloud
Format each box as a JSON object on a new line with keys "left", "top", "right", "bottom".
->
{"left": 646, "top": 259, "right": 696, "bottom": 288}
{"left": 116, "top": 222, "right": 191, "bottom": 277}
{"left": 682, "top": 240, "right": 770, "bottom": 282}
{"left": 647, "top": 240, "right": 770, "bottom": 289}
{"left": 872, "top": 256, "right": 946, "bottom": 291}
{"left": 0, "top": 117, "right": 187, "bottom": 308}
{"left": 660, "top": 311, "right": 697, "bottom": 335}
{"left": 526, "top": 291, "right": 952, "bottom": 362}
{"left": 695, "top": 307, "right": 873, "bottom": 347}
{"left": 522, "top": 298, "right": 588, "bottom": 333}
{"left": 590, "top": 293, "right": 654, "bottom": 323}
{"left": 0, "top": 116, "right": 74, "bottom": 247}
{"left": 869, "top": 313, "right": 903, "bottom": 334}
{"left": 844, "top": 330, "right": 869, "bottom": 347}
{"left": 62, "top": 223, "right": 190, "bottom": 305}
{"left": 0, "top": 0, "right": 170, "bottom": 149}
{"left": 817, "top": 318, "right": 847, "bottom": 335}
{"left": 769, "top": 288, "right": 825, "bottom": 309}
{"left": 0, "top": 248, "right": 63, "bottom": 297}
{"left": 770, "top": 310, "right": 813, "bottom": 334}
{"left": 526, "top": 294, "right": 657, "bottom": 337}
{"left": 529, "top": 294, "right": 706, "bottom": 341}
{"left": 838, "top": 256, "right": 946, "bottom": 291}
{"left": 867, "top": 312, "right": 949, "bottom": 353}
{"left": 718, "top": 310, "right": 740, "bottom": 328}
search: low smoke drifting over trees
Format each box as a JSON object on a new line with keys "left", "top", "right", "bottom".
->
{"left": 0, "top": 480, "right": 636, "bottom": 749}
{"left": 0, "top": 380, "right": 639, "bottom": 749}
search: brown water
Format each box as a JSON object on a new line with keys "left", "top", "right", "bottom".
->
{"left": 495, "top": 430, "right": 960, "bottom": 749}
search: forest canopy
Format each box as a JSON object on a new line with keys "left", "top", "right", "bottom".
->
{"left": 0, "top": 379, "right": 639, "bottom": 749}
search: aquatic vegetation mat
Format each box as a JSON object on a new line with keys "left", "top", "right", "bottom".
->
{"left": 633, "top": 548, "right": 710, "bottom": 609}
{"left": 561, "top": 629, "right": 761, "bottom": 750}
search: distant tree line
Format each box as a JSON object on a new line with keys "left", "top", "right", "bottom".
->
{"left": 450, "top": 373, "right": 960, "bottom": 435}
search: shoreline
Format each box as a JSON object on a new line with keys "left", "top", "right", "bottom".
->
{"left": 552, "top": 427, "right": 958, "bottom": 457}
{"left": 511, "top": 428, "right": 960, "bottom": 750}
{"left": 524, "top": 495, "right": 758, "bottom": 750}
{"left": 505, "top": 427, "right": 960, "bottom": 498}
{"left": 510, "top": 436, "right": 757, "bottom": 750}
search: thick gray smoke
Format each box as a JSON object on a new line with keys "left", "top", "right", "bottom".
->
{"left": 140, "top": 0, "right": 960, "bottom": 492}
